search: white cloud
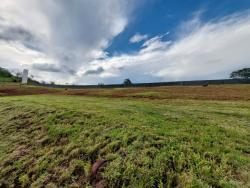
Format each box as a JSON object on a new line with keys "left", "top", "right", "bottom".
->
{"left": 0, "top": 0, "right": 135, "bottom": 83}
{"left": 0, "top": 1, "right": 250, "bottom": 85}
{"left": 78, "top": 11, "right": 250, "bottom": 84}
{"left": 129, "top": 33, "right": 148, "bottom": 43}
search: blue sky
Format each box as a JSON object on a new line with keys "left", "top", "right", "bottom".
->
{"left": 108, "top": 0, "right": 250, "bottom": 55}
{"left": 0, "top": 0, "right": 250, "bottom": 84}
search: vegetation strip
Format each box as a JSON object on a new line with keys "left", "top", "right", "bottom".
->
{"left": 0, "top": 95, "right": 249, "bottom": 187}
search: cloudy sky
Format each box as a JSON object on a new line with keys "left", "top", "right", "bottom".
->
{"left": 0, "top": 0, "right": 250, "bottom": 84}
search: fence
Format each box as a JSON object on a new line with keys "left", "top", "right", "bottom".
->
{"left": 38, "top": 78, "right": 250, "bottom": 89}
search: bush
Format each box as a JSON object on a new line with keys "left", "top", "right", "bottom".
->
{"left": 123, "top": 79, "right": 132, "bottom": 86}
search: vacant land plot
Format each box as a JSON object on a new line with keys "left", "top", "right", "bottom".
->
{"left": 0, "top": 84, "right": 250, "bottom": 101}
{"left": 0, "top": 84, "right": 249, "bottom": 187}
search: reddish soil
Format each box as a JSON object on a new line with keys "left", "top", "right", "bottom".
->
{"left": 0, "top": 85, "right": 58, "bottom": 96}
{"left": 1, "top": 84, "right": 250, "bottom": 101}
{"left": 63, "top": 85, "right": 250, "bottom": 101}
{"left": 91, "top": 159, "right": 107, "bottom": 188}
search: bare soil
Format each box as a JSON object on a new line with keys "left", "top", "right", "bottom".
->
{"left": 1, "top": 84, "right": 250, "bottom": 101}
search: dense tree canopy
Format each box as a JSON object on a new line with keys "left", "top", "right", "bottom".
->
{"left": 230, "top": 68, "right": 250, "bottom": 79}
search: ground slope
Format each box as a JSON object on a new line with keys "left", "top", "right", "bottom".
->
{"left": 0, "top": 84, "right": 250, "bottom": 101}
{"left": 0, "top": 94, "right": 249, "bottom": 187}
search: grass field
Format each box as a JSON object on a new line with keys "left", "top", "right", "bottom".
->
{"left": 1, "top": 84, "right": 250, "bottom": 100}
{"left": 0, "top": 84, "right": 249, "bottom": 187}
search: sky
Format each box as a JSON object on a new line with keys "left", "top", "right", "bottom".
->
{"left": 0, "top": 0, "right": 250, "bottom": 84}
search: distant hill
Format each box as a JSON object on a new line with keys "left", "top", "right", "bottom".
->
{"left": 0, "top": 67, "right": 39, "bottom": 84}
{"left": 0, "top": 67, "right": 17, "bottom": 82}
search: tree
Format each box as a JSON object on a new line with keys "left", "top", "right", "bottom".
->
{"left": 0, "top": 67, "right": 12, "bottom": 77}
{"left": 230, "top": 68, "right": 250, "bottom": 79}
{"left": 123, "top": 78, "right": 132, "bottom": 86}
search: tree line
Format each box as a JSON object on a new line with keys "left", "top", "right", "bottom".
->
{"left": 230, "top": 68, "right": 250, "bottom": 79}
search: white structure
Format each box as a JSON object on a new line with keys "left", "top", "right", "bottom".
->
{"left": 22, "top": 69, "right": 29, "bottom": 84}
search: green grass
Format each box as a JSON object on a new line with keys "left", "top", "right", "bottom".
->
{"left": 0, "top": 95, "right": 249, "bottom": 187}
{"left": 0, "top": 68, "right": 16, "bottom": 83}
{"left": 0, "top": 76, "right": 14, "bottom": 82}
